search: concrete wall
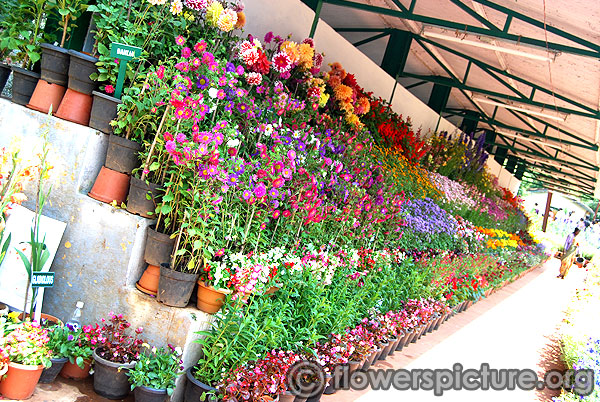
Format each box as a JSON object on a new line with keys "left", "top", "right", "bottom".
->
{"left": 0, "top": 99, "right": 211, "bottom": 401}
{"left": 243, "top": 0, "right": 518, "bottom": 191}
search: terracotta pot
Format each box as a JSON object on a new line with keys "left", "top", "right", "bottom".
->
{"left": 26, "top": 79, "right": 66, "bottom": 114}
{"left": 185, "top": 367, "right": 218, "bottom": 402}
{"left": 11, "top": 66, "right": 40, "bottom": 106}
{"left": 196, "top": 280, "right": 231, "bottom": 314}
{"left": 40, "top": 43, "right": 70, "bottom": 86}
{"left": 0, "top": 362, "right": 43, "bottom": 399}
{"left": 67, "top": 50, "right": 98, "bottom": 95}
{"left": 134, "top": 385, "right": 168, "bottom": 402}
{"left": 93, "top": 348, "right": 135, "bottom": 399}
{"left": 105, "top": 134, "right": 143, "bottom": 174}
{"left": 59, "top": 358, "right": 91, "bottom": 380}
{"left": 157, "top": 264, "right": 199, "bottom": 308}
{"left": 144, "top": 226, "right": 175, "bottom": 266}
{"left": 136, "top": 264, "right": 161, "bottom": 296}
{"left": 39, "top": 356, "right": 68, "bottom": 383}
{"left": 55, "top": 88, "right": 93, "bottom": 126}
{"left": 89, "top": 91, "right": 122, "bottom": 134}
{"left": 126, "top": 176, "right": 161, "bottom": 218}
{"left": 0, "top": 63, "right": 11, "bottom": 94}
{"left": 18, "top": 312, "right": 62, "bottom": 326}
{"left": 88, "top": 166, "right": 130, "bottom": 205}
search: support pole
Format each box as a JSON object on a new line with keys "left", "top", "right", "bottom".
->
{"left": 309, "top": 0, "right": 323, "bottom": 38}
{"left": 542, "top": 191, "right": 553, "bottom": 232}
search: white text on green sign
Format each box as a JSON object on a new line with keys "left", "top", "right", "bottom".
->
{"left": 32, "top": 272, "right": 55, "bottom": 288}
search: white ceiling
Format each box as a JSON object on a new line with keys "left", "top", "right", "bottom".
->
{"left": 316, "top": 0, "right": 600, "bottom": 197}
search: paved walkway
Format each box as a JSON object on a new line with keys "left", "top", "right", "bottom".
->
{"left": 324, "top": 258, "right": 588, "bottom": 402}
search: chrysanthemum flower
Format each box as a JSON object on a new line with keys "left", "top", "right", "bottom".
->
{"left": 235, "top": 11, "right": 246, "bottom": 28}
{"left": 298, "top": 43, "right": 314, "bottom": 69}
{"left": 217, "top": 8, "right": 237, "bottom": 32}
{"left": 280, "top": 41, "right": 300, "bottom": 64}
{"left": 272, "top": 51, "right": 291, "bottom": 73}
{"left": 206, "top": 1, "right": 224, "bottom": 25}
{"left": 333, "top": 84, "right": 353, "bottom": 101}
{"left": 183, "top": 0, "right": 207, "bottom": 10}
{"left": 245, "top": 72, "right": 262, "bottom": 85}
{"left": 148, "top": 0, "right": 167, "bottom": 5}
{"left": 170, "top": 0, "right": 183, "bottom": 14}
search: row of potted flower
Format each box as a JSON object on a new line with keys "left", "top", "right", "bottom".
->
{"left": 0, "top": 311, "right": 182, "bottom": 401}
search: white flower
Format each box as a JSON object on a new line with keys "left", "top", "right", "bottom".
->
{"left": 227, "top": 138, "right": 240, "bottom": 147}
{"left": 208, "top": 87, "right": 218, "bottom": 98}
{"left": 175, "top": 346, "right": 183, "bottom": 356}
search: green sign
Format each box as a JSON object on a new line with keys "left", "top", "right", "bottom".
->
{"left": 110, "top": 42, "right": 142, "bottom": 99}
{"left": 31, "top": 272, "right": 55, "bottom": 288}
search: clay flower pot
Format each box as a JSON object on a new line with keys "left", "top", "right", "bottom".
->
{"left": 67, "top": 50, "right": 98, "bottom": 95}
{"left": 60, "top": 358, "right": 91, "bottom": 380}
{"left": 11, "top": 66, "right": 40, "bottom": 106}
{"left": 40, "top": 43, "right": 70, "bottom": 86}
{"left": 126, "top": 176, "right": 161, "bottom": 218}
{"left": 89, "top": 91, "right": 122, "bottom": 134}
{"left": 55, "top": 88, "right": 93, "bottom": 126}
{"left": 196, "top": 280, "right": 231, "bottom": 314}
{"left": 88, "top": 166, "right": 130, "bottom": 205}
{"left": 157, "top": 263, "right": 199, "bottom": 308}
{"left": 93, "top": 349, "right": 135, "bottom": 399}
{"left": 144, "top": 227, "right": 175, "bottom": 267}
{"left": 105, "top": 134, "right": 143, "bottom": 174}
{"left": 27, "top": 79, "right": 66, "bottom": 114}
{"left": 136, "top": 264, "right": 161, "bottom": 296}
{"left": 0, "top": 63, "right": 11, "bottom": 94}
{"left": 0, "top": 362, "right": 44, "bottom": 399}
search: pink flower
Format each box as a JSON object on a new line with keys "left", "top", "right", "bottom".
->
{"left": 175, "top": 35, "right": 186, "bottom": 46}
{"left": 254, "top": 182, "right": 267, "bottom": 198}
{"left": 104, "top": 84, "right": 115, "bottom": 94}
{"left": 181, "top": 47, "right": 192, "bottom": 58}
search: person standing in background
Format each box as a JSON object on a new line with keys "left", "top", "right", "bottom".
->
{"left": 558, "top": 228, "right": 580, "bottom": 279}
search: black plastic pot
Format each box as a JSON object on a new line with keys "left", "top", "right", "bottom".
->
{"left": 39, "top": 357, "right": 68, "bottom": 383}
{"left": 386, "top": 336, "right": 400, "bottom": 357}
{"left": 0, "top": 63, "right": 11, "bottom": 94}
{"left": 361, "top": 349, "right": 379, "bottom": 371}
{"left": 90, "top": 91, "right": 122, "bottom": 134}
{"left": 377, "top": 341, "right": 391, "bottom": 361}
{"left": 67, "top": 50, "right": 98, "bottom": 95}
{"left": 305, "top": 376, "right": 329, "bottom": 402}
{"left": 105, "top": 134, "right": 142, "bottom": 174}
{"left": 396, "top": 331, "right": 411, "bottom": 351}
{"left": 40, "top": 44, "right": 70, "bottom": 86}
{"left": 11, "top": 67, "right": 40, "bottom": 106}
{"left": 92, "top": 349, "right": 135, "bottom": 399}
{"left": 157, "top": 263, "right": 199, "bottom": 307}
{"left": 134, "top": 385, "right": 168, "bottom": 402}
{"left": 144, "top": 227, "right": 175, "bottom": 267}
{"left": 127, "top": 177, "right": 161, "bottom": 218}
{"left": 185, "top": 367, "right": 218, "bottom": 402}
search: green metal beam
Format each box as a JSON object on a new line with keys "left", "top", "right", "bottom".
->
{"left": 522, "top": 173, "right": 592, "bottom": 193}
{"left": 524, "top": 161, "right": 595, "bottom": 183}
{"left": 521, "top": 177, "right": 593, "bottom": 196}
{"left": 442, "top": 108, "right": 597, "bottom": 151}
{"left": 327, "top": 0, "right": 600, "bottom": 58}
{"left": 353, "top": 32, "right": 391, "bottom": 47}
{"left": 405, "top": 80, "right": 429, "bottom": 90}
{"left": 447, "top": 0, "right": 500, "bottom": 31}
{"left": 414, "top": 35, "right": 599, "bottom": 118}
{"left": 493, "top": 140, "right": 599, "bottom": 172}
{"left": 534, "top": 172, "right": 594, "bottom": 191}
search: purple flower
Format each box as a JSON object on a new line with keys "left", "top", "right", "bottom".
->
{"left": 197, "top": 75, "right": 210, "bottom": 89}
{"left": 242, "top": 190, "right": 252, "bottom": 200}
{"left": 296, "top": 141, "right": 306, "bottom": 151}
{"left": 237, "top": 103, "right": 249, "bottom": 113}
{"left": 227, "top": 175, "right": 240, "bottom": 186}
{"left": 264, "top": 31, "right": 274, "bottom": 43}
{"left": 269, "top": 188, "right": 279, "bottom": 198}
{"left": 67, "top": 334, "right": 74, "bottom": 341}
{"left": 226, "top": 62, "right": 236, "bottom": 73}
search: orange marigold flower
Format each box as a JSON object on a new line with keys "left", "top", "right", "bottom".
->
{"left": 235, "top": 11, "right": 246, "bottom": 29}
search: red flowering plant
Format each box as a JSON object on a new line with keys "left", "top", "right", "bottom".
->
{"left": 311, "top": 332, "right": 353, "bottom": 376}
{"left": 0, "top": 346, "right": 8, "bottom": 376}
{"left": 2, "top": 321, "right": 51, "bottom": 367}
{"left": 358, "top": 316, "right": 390, "bottom": 348}
{"left": 93, "top": 313, "right": 144, "bottom": 364}
{"left": 219, "top": 350, "right": 300, "bottom": 401}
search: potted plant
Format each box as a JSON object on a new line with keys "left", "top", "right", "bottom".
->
{"left": 0, "top": 0, "right": 18, "bottom": 94}
{"left": 0, "top": 321, "right": 51, "bottom": 400}
{"left": 128, "top": 344, "right": 183, "bottom": 402}
{"left": 59, "top": 324, "right": 99, "bottom": 380}
{"left": 0, "top": 0, "right": 52, "bottom": 105}
{"left": 28, "top": 0, "right": 89, "bottom": 114}
{"left": 39, "top": 324, "right": 72, "bottom": 383}
{"left": 92, "top": 312, "right": 144, "bottom": 399}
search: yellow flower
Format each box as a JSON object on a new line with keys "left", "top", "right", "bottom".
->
{"left": 298, "top": 43, "right": 314, "bottom": 69}
{"left": 280, "top": 41, "right": 300, "bottom": 64}
{"left": 205, "top": 1, "right": 224, "bottom": 25}
{"left": 217, "top": 8, "right": 237, "bottom": 32}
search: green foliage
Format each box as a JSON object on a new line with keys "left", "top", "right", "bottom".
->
{"left": 128, "top": 346, "right": 183, "bottom": 395}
